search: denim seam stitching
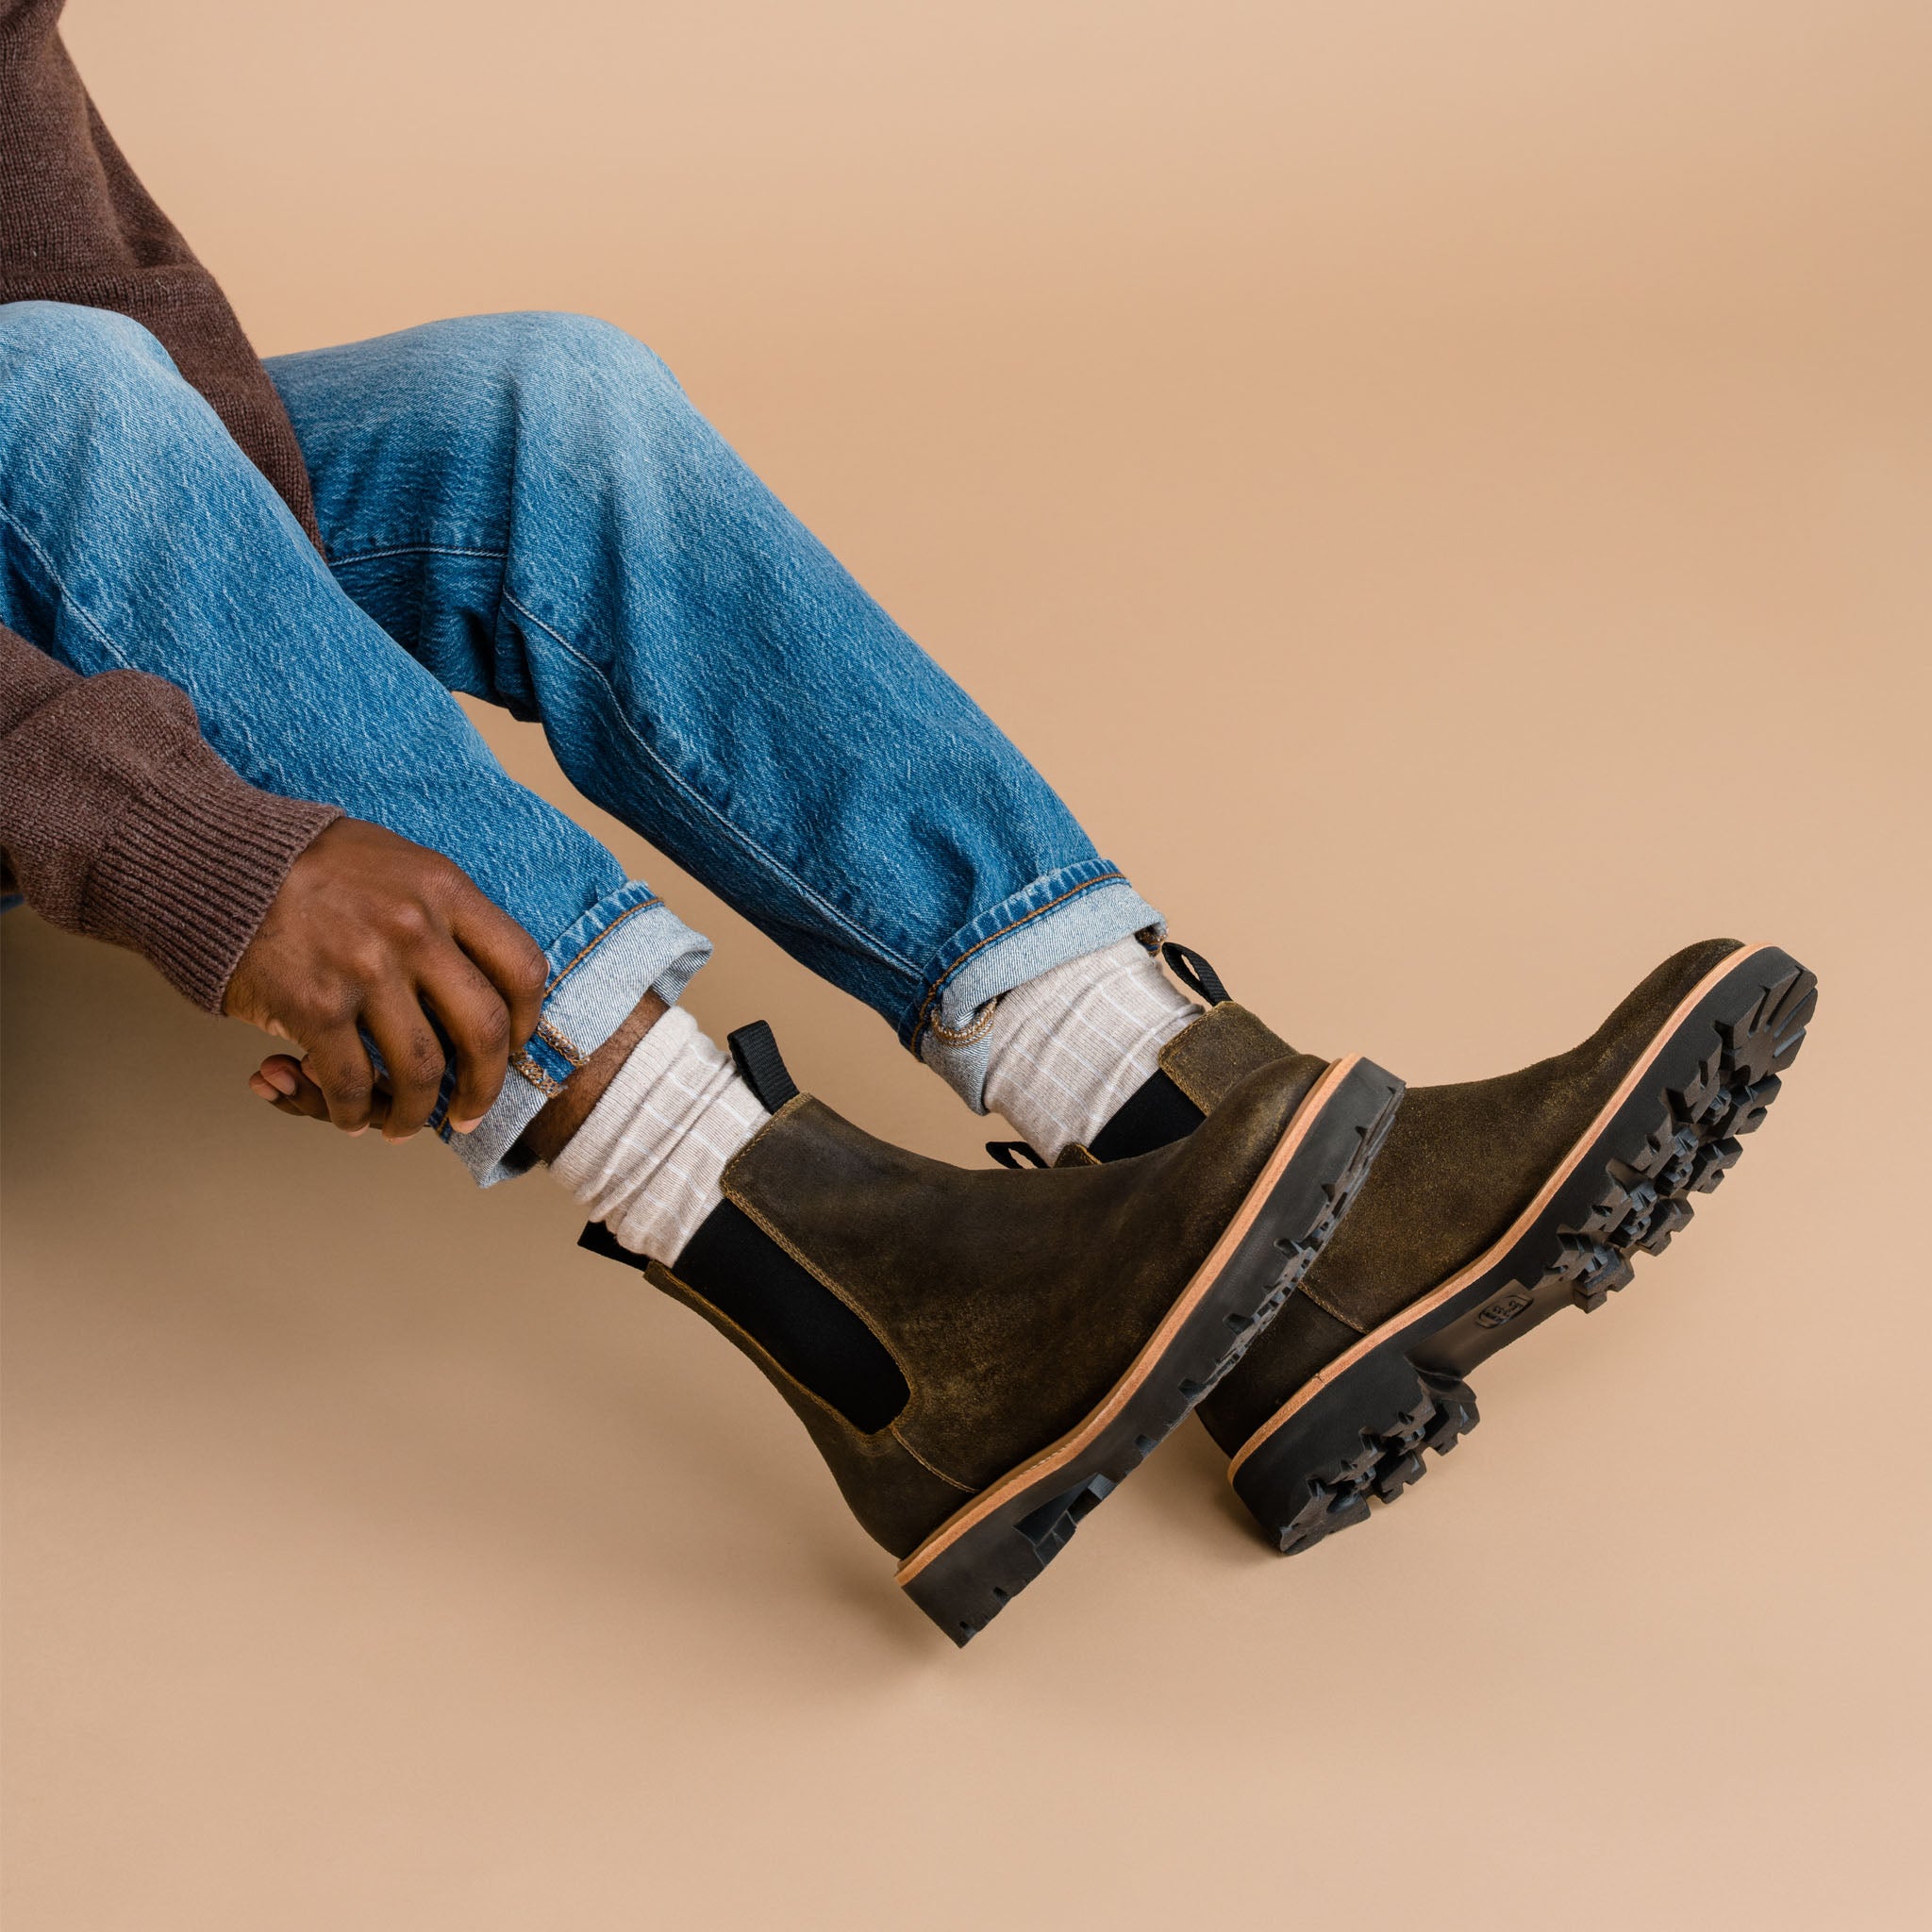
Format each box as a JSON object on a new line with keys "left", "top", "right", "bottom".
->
{"left": 924, "top": 999, "right": 999, "bottom": 1048}
{"left": 327, "top": 543, "right": 510, "bottom": 568}
{"left": 543, "top": 894, "right": 666, "bottom": 994}
{"left": 908, "top": 871, "right": 1128, "bottom": 1053}
{"left": 508, "top": 1049, "right": 568, "bottom": 1098}
{"left": 499, "top": 590, "right": 922, "bottom": 978}
{"left": 0, "top": 500, "right": 138, "bottom": 673}
{"left": 532, "top": 1015, "right": 585, "bottom": 1066}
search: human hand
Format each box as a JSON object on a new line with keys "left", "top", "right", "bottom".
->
{"left": 225, "top": 818, "right": 547, "bottom": 1141}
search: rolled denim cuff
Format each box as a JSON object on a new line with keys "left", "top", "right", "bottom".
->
{"left": 445, "top": 883, "right": 711, "bottom": 1186}
{"left": 910, "top": 864, "right": 1164, "bottom": 1113}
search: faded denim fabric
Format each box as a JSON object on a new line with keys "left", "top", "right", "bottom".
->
{"left": 0, "top": 302, "right": 1159, "bottom": 1178}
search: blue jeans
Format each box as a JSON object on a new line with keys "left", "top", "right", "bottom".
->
{"left": 0, "top": 302, "right": 1160, "bottom": 1181}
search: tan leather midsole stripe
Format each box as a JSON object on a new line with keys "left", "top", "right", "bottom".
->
{"left": 1225, "top": 943, "right": 1774, "bottom": 1482}
{"left": 894, "top": 1053, "right": 1369, "bottom": 1587}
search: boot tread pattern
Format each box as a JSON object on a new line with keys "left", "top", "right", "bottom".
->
{"left": 1253, "top": 955, "right": 1816, "bottom": 1558}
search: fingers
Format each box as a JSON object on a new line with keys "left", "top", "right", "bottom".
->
{"left": 362, "top": 991, "right": 449, "bottom": 1142}
{"left": 419, "top": 948, "right": 515, "bottom": 1133}
{"left": 250, "top": 966, "right": 516, "bottom": 1141}
{"left": 303, "top": 1025, "right": 380, "bottom": 1134}
{"left": 248, "top": 1056, "right": 348, "bottom": 1125}
{"left": 247, "top": 1054, "right": 397, "bottom": 1130}
{"left": 224, "top": 823, "right": 547, "bottom": 1145}
{"left": 261, "top": 1085, "right": 331, "bottom": 1123}
{"left": 449, "top": 893, "right": 548, "bottom": 1054}
{"left": 252, "top": 1056, "right": 303, "bottom": 1100}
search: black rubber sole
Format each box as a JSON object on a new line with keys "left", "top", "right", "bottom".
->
{"left": 1228, "top": 946, "right": 1817, "bottom": 1557}
{"left": 899, "top": 1057, "right": 1407, "bottom": 1644}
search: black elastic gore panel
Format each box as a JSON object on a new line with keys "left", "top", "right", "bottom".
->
{"left": 586, "top": 1208, "right": 908, "bottom": 1433}
{"left": 1087, "top": 1067, "right": 1206, "bottom": 1161}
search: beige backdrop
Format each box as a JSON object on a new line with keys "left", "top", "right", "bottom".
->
{"left": 4, "top": 3, "right": 1928, "bottom": 1926}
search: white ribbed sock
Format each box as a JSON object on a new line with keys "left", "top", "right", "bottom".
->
{"left": 981, "top": 938, "right": 1200, "bottom": 1161}
{"left": 550, "top": 1005, "right": 767, "bottom": 1263}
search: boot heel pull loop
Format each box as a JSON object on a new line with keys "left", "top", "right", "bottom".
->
{"left": 1161, "top": 942, "right": 1231, "bottom": 1006}
{"left": 986, "top": 1140, "right": 1047, "bottom": 1170}
{"left": 727, "top": 1021, "right": 800, "bottom": 1113}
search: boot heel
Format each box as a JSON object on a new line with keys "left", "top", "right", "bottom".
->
{"left": 904, "top": 1472, "right": 1126, "bottom": 1643}
{"left": 1233, "top": 1353, "right": 1481, "bottom": 1556}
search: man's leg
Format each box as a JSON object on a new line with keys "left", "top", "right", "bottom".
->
{"left": 262, "top": 311, "right": 1174, "bottom": 1123}
{"left": 0, "top": 299, "right": 1414, "bottom": 1637}
{"left": 0, "top": 302, "right": 707, "bottom": 1180}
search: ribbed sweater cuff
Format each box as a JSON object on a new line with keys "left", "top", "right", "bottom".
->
{"left": 85, "top": 746, "right": 342, "bottom": 1013}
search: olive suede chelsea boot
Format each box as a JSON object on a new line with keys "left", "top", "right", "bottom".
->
{"left": 1011, "top": 939, "right": 1817, "bottom": 1555}
{"left": 581, "top": 1023, "right": 1402, "bottom": 1642}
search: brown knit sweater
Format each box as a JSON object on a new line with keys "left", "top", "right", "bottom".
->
{"left": 0, "top": 0, "right": 340, "bottom": 1010}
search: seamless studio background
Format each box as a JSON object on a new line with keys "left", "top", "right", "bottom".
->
{"left": 3, "top": 4, "right": 1927, "bottom": 1927}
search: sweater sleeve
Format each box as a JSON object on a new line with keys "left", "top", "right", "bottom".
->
{"left": 0, "top": 0, "right": 324, "bottom": 546}
{"left": 0, "top": 624, "right": 341, "bottom": 1010}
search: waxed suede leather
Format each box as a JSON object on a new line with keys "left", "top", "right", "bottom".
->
{"left": 718, "top": 1052, "right": 1327, "bottom": 1522}
{"left": 1196, "top": 938, "right": 1745, "bottom": 1456}
{"left": 1158, "top": 1003, "right": 1299, "bottom": 1115}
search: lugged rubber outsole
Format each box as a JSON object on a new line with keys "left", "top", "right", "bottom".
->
{"left": 898, "top": 1055, "right": 1407, "bottom": 1644}
{"left": 1226, "top": 945, "right": 1817, "bottom": 1557}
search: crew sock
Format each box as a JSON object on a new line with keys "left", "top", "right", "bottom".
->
{"left": 551, "top": 1005, "right": 766, "bottom": 1263}
{"left": 981, "top": 937, "right": 1199, "bottom": 1161}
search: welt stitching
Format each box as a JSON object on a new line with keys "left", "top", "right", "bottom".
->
{"left": 501, "top": 591, "right": 923, "bottom": 979}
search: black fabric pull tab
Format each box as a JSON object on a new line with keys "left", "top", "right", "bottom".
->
{"left": 727, "top": 1021, "right": 800, "bottom": 1113}
{"left": 985, "top": 1140, "right": 1048, "bottom": 1170}
{"left": 1161, "top": 941, "right": 1232, "bottom": 1006}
